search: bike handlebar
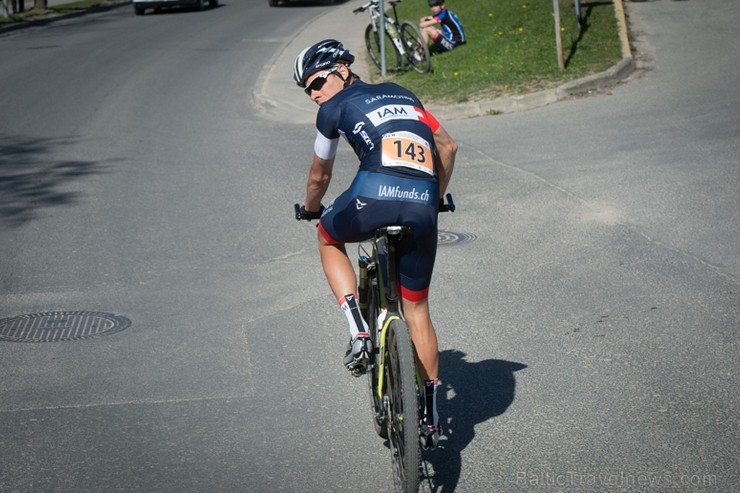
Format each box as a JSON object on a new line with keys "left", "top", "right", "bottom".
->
{"left": 439, "top": 193, "right": 455, "bottom": 213}
{"left": 353, "top": 1, "right": 373, "bottom": 13}
{"left": 294, "top": 204, "right": 323, "bottom": 221}
{"left": 294, "top": 193, "right": 455, "bottom": 221}
{"left": 353, "top": 0, "right": 401, "bottom": 14}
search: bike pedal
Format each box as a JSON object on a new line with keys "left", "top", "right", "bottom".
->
{"left": 346, "top": 351, "right": 371, "bottom": 377}
{"left": 419, "top": 422, "right": 441, "bottom": 450}
{"left": 419, "top": 428, "right": 440, "bottom": 450}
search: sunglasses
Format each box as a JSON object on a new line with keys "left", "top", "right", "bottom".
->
{"left": 304, "top": 69, "right": 337, "bottom": 96}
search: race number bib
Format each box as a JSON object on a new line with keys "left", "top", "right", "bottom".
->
{"left": 381, "top": 132, "right": 434, "bottom": 176}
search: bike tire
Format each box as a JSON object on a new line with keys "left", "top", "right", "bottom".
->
{"left": 400, "top": 21, "right": 431, "bottom": 74}
{"left": 366, "top": 276, "right": 388, "bottom": 439}
{"left": 365, "top": 23, "right": 402, "bottom": 73}
{"left": 385, "top": 318, "right": 421, "bottom": 493}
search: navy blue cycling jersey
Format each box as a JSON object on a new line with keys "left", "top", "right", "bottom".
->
{"left": 314, "top": 80, "right": 440, "bottom": 181}
{"left": 434, "top": 8, "right": 465, "bottom": 46}
{"left": 314, "top": 80, "right": 443, "bottom": 301}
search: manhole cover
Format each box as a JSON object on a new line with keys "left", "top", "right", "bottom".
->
{"left": 438, "top": 230, "right": 477, "bottom": 246}
{"left": 0, "top": 311, "right": 131, "bottom": 343}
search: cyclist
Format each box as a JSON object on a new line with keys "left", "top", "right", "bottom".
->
{"left": 419, "top": 0, "right": 465, "bottom": 53}
{"left": 294, "top": 39, "right": 457, "bottom": 449}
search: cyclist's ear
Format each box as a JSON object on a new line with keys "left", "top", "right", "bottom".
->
{"left": 336, "top": 63, "right": 351, "bottom": 79}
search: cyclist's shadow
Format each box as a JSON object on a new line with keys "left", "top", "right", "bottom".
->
{"left": 420, "top": 349, "right": 527, "bottom": 492}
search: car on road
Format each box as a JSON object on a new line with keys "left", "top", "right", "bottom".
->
{"left": 134, "top": 0, "right": 219, "bottom": 15}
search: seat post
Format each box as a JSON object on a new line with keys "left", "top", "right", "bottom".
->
{"left": 382, "top": 226, "right": 406, "bottom": 312}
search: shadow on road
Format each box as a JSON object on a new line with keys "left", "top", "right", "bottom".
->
{"left": 421, "top": 349, "right": 527, "bottom": 492}
{"left": 0, "top": 134, "right": 112, "bottom": 228}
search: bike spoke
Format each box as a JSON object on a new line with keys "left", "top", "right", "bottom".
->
{"left": 400, "top": 21, "right": 431, "bottom": 74}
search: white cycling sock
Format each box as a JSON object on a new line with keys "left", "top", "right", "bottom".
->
{"left": 340, "top": 293, "right": 368, "bottom": 339}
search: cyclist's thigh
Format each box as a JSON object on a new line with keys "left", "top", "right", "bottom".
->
{"left": 397, "top": 204, "right": 438, "bottom": 301}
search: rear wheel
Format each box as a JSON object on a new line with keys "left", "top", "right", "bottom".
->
{"left": 385, "top": 319, "right": 420, "bottom": 493}
{"left": 365, "top": 24, "right": 402, "bottom": 73}
{"left": 400, "top": 21, "right": 431, "bottom": 74}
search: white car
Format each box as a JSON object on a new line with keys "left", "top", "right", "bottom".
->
{"left": 134, "top": 0, "right": 219, "bottom": 15}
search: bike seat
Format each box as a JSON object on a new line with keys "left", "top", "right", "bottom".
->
{"left": 376, "top": 225, "right": 412, "bottom": 238}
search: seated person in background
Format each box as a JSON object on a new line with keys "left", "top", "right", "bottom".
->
{"left": 419, "top": 0, "right": 466, "bottom": 53}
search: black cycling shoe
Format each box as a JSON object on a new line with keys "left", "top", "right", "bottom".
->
{"left": 342, "top": 332, "right": 373, "bottom": 377}
{"left": 419, "top": 420, "right": 440, "bottom": 450}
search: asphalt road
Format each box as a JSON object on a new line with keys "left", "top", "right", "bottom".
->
{"left": 0, "top": 1, "right": 738, "bottom": 492}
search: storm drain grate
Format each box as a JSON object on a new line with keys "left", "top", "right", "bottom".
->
{"left": 438, "top": 230, "right": 477, "bottom": 246}
{"left": 0, "top": 311, "right": 131, "bottom": 343}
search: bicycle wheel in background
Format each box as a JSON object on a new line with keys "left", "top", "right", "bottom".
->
{"left": 400, "top": 21, "right": 431, "bottom": 74}
{"left": 385, "top": 318, "right": 421, "bottom": 493}
{"left": 365, "top": 24, "right": 402, "bottom": 73}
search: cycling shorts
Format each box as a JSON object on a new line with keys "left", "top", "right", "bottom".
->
{"left": 432, "top": 31, "right": 456, "bottom": 52}
{"left": 318, "top": 171, "right": 439, "bottom": 302}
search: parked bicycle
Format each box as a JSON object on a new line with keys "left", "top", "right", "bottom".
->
{"left": 294, "top": 194, "right": 454, "bottom": 492}
{"left": 353, "top": 0, "right": 431, "bottom": 75}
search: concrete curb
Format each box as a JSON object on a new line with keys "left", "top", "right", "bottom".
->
{"left": 0, "top": 0, "right": 130, "bottom": 35}
{"left": 251, "top": 0, "right": 372, "bottom": 125}
{"left": 426, "top": 57, "right": 635, "bottom": 121}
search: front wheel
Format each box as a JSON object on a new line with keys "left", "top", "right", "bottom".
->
{"left": 400, "top": 21, "right": 431, "bottom": 74}
{"left": 385, "top": 319, "right": 421, "bottom": 493}
{"left": 365, "top": 24, "right": 402, "bottom": 73}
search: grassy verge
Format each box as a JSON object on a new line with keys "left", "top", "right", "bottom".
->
{"left": 371, "top": 0, "right": 622, "bottom": 103}
{"left": 0, "top": 0, "right": 126, "bottom": 25}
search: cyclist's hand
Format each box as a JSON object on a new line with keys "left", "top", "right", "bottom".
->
{"left": 438, "top": 194, "right": 455, "bottom": 213}
{"left": 297, "top": 204, "right": 324, "bottom": 221}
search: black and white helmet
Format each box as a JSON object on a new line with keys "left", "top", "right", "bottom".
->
{"left": 293, "top": 39, "right": 355, "bottom": 88}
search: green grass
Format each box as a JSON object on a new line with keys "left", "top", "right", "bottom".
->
{"left": 0, "top": 0, "right": 122, "bottom": 24}
{"left": 371, "top": 0, "right": 622, "bottom": 103}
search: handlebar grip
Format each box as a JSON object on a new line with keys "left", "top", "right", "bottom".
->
{"left": 445, "top": 193, "right": 455, "bottom": 212}
{"left": 294, "top": 204, "right": 325, "bottom": 221}
{"left": 439, "top": 193, "right": 455, "bottom": 213}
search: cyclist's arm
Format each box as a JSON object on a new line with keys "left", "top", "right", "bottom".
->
{"left": 419, "top": 16, "right": 438, "bottom": 29}
{"left": 433, "top": 124, "right": 457, "bottom": 197}
{"left": 305, "top": 153, "right": 335, "bottom": 213}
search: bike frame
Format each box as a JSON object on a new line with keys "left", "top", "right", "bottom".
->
{"left": 296, "top": 194, "right": 454, "bottom": 492}
{"left": 363, "top": 227, "right": 414, "bottom": 400}
{"left": 355, "top": 0, "right": 431, "bottom": 75}
{"left": 370, "top": 2, "right": 407, "bottom": 57}
{"left": 362, "top": 193, "right": 455, "bottom": 401}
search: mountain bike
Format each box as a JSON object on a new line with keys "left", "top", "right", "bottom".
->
{"left": 294, "top": 194, "right": 455, "bottom": 492}
{"left": 353, "top": 0, "right": 431, "bottom": 75}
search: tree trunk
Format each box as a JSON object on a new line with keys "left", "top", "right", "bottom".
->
{"left": 34, "top": 0, "right": 47, "bottom": 10}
